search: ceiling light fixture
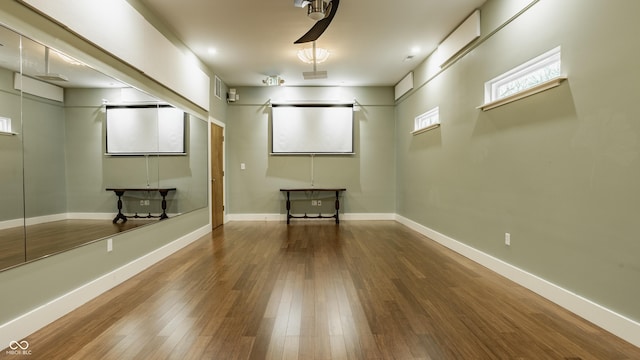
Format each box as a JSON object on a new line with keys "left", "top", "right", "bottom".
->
{"left": 300, "top": 41, "right": 329, "bottom": 80}
{"left": 297, "top": 46, "right": 330, "bottom": 64}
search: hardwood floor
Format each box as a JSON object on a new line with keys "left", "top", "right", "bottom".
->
{"left": 2, "top": 221, "right": 639, "bottom": 359}
{"left": 0, "top": 219, "right": 153, "bottom": 269}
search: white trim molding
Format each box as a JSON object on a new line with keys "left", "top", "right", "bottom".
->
{"left": 226, "top": 213, "right": 286, "bottom": 222}
{"left": 226, "top": 213, "right": 396, "bottom": 222}
{"left": 0, "top": 212, "right": 171, "bottom": 230}
{"left": 395, "top": 214, "right": 640, "bottom": 348}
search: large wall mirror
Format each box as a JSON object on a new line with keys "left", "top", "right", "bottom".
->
{"left": 0, "top": 23, "right": 208, "bottom": 271}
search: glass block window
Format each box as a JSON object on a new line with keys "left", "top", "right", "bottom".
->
{"left": 485, "top": 47, "right": 561, "bottom": 103}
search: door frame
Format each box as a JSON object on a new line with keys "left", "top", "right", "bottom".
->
{"left": 209, "top": 116, "right": 226, "bottom": 228}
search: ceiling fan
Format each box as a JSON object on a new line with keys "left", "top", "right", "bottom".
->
{"left": 293, "top": 0, "right": 340, "bottom": 44}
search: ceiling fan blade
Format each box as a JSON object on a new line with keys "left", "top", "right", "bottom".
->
{"left": 294, "top": 0, "right": 339, "bottom": 44}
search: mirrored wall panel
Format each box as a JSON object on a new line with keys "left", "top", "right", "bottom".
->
{"left": 0, "top": 25, "right": 24, "bottom": 269}
{"left": 0, "top": 24, "right": 208, "bottom": 271}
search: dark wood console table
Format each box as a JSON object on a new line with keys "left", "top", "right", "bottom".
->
{"left": 106, "top": 187, "right": 176, "bottom": 223}
{"left": 280, "top": 188, "right": 346, "bottom": 224}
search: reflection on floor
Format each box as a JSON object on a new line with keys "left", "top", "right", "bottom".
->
{"left": 0, "top": 219, "right": 153, "bottom": 270}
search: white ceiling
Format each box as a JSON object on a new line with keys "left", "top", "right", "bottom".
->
{"left": 137, "top": 0, "right": 487, "bottom": 87}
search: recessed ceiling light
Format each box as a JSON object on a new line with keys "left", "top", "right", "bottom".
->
{"left": 207, "top": 48, "right": 217, "bottom": 55}
{"left": 411, "top": 46, "right": 421, "bottom": 54}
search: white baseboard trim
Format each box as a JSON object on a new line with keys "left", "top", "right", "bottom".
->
{"left": 0, "top": 225, "right": 210, "bottom": 348}
{"left": 342, "top": 213, "right": 396, "bottom": 221}
{"left": 24, "top": 213, "right": 67, "bottom": 226}
{"left": 395, "top": 214, "right": 640, "bottom": 348}
{"left": 0, "top": 218, "right": 23, "bottom": 231}
{"left": 227, "top": 213, "right": 286, "bottom": 221}
{"left": 66, "top": 212, "right": 181, "bottom": 221}
{"left": 0, "top": 212, "right": 148, "bottom": 230}
{"left": 66, "top": 212, "right": 114, "bottom": 221}
{"left": 226, "top": 213, "right": 396, "bottom": 222}
{"left": 4, "top": 212, "right": 396, "bottom": 228}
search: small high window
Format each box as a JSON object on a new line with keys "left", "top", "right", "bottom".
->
{"left": 0, "top": 117, "right": 12, "bottom": 134}
{"left": 412, "top": 106, "right": 440, "bottom": 135}
{"left": 480, "top": 47, "right": 565, "bottom": 111}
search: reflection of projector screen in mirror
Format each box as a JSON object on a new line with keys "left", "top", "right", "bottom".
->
{"left": 271, "top": 104, "right": 354, "bottom": 154}
{"left": 106, "top": 105, "right": 185, "bottom": 155}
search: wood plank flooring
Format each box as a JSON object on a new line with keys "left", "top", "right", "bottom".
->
{"left": 2, "top": 221, "right": 639, "bottom": 359}
{"left": 0, "top": 219, "right": 153, "bottom": 269}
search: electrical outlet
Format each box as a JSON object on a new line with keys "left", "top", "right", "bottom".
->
{"left": 317, "top": 200, "right": 322, "bottom": 206}
{"left": 311, "top": 200, "right": 317, "bottom": 206}
{"left": 505, "top": 232, "right": 511, "bottom": 246}
{"left": 107, "top": 238, "right": 113, "bottom": 252}
{"left": 139, "top": 200, "right": 144, "bottom": 206}
{"left": 144, "top": 200, "right": 150, "bottom": 206}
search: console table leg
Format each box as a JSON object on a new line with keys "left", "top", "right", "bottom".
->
{"left": 113, "top": 191, "right": 128, "bottom": 223}
{"left": 159, "top": 190, "right": 169, "bottom": 220}
{"left": 335, "top": 191, "right": 340, "bottom": 224}
{"left": 286, "top": 191, "right": 291, "bottom": 224}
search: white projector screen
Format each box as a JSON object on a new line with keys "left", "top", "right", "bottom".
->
{"left": 271, "top": 104, "right": 354, "bottom": 154}
{"left": 106, "top": 104, "right": 185, "bottom": 155}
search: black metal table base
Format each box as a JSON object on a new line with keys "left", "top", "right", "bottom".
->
{"left": 280, "top": 188, "right": 346, "bottom": 225}
{"left": 106, "top": 188, "right": 175, "bottom": 224}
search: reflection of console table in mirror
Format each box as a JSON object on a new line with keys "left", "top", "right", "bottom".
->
{"left": 280, "top": 188, "right": 346, "bottom": 224}
{"left": 106, "top": 188, "right": 176, "bottom": 223}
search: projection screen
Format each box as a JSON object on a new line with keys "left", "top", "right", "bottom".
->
{"left": 271, "top": 103, "right": 354, "bottom": 154}
{"left": 106, "top": 104, "right": 185, "bottom": 155}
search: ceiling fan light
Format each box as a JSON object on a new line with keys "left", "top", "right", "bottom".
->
{"left": 297, "top": 47, "right": 330, "bottom": 64}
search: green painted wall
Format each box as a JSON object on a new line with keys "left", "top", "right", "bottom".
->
{"left": 22, "top": 95, "right": 67, "bottom": 219}
{"left": 225, "top": 86, "right": 396, "bottom": 215}
{"left": 0, "top": 67, "right": 24, "bottom": 222}
{"left": 0, "top": 69, "right": 67, "bottom": 222}
{"left": 396, "top": 0, "right": 640, "bottom": 322}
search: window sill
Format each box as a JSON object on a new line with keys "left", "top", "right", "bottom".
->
{"left": 411, "top": 123, "right": 441, "bottom": 135}
{"left": 0, "top": 131, "right": 18, "bottom": 136}
{"left": 478, "top": 76, "right": 567, "bottom": 112}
